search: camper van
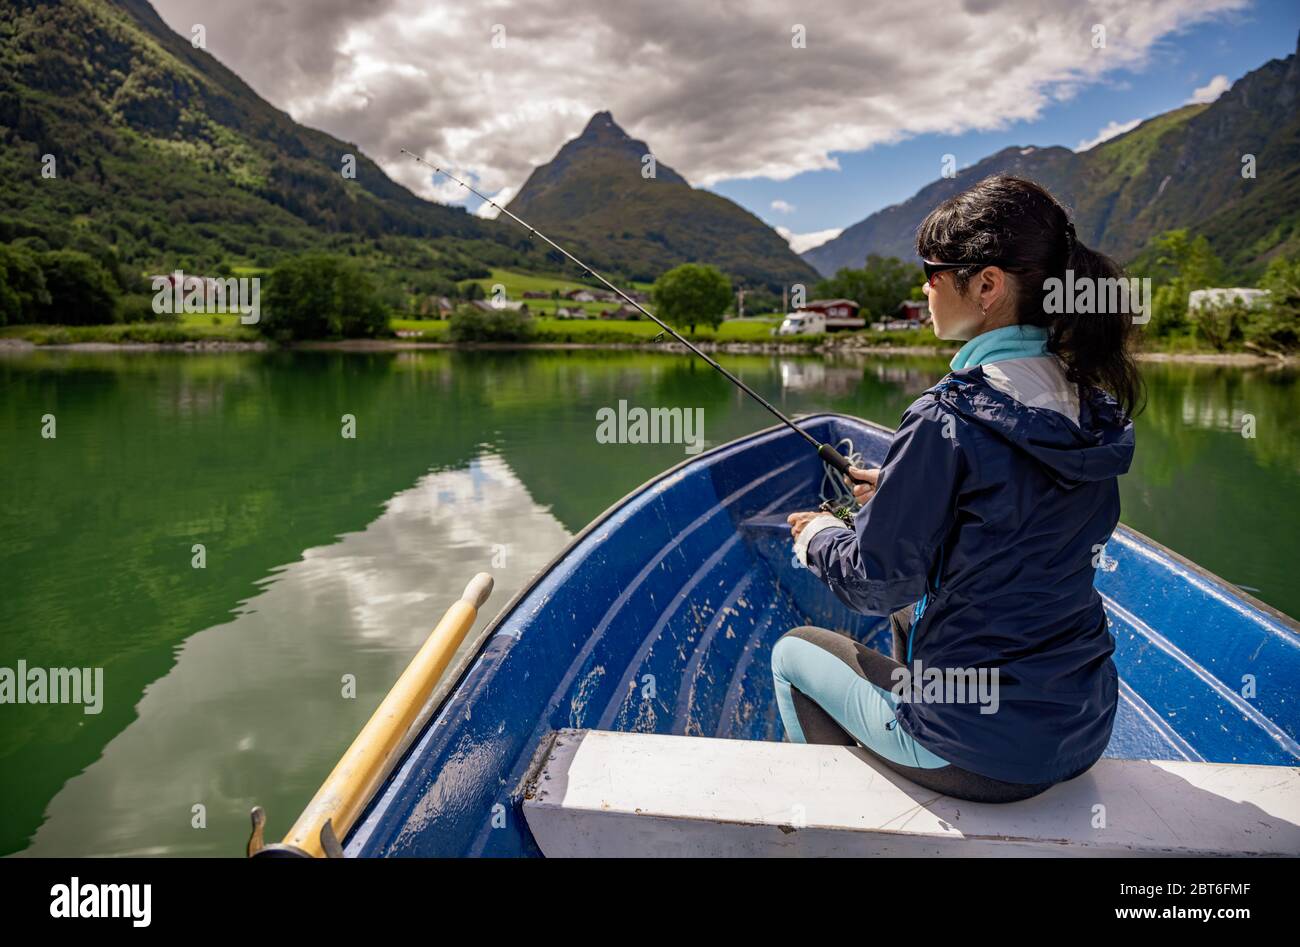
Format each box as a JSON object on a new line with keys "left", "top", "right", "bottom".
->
{"left": 775, "top": 308, "right": 865, "bottom": 336}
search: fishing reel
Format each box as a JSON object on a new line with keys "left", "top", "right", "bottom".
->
{"left": 818, "top": 499, "right": 857, "bottom": 527}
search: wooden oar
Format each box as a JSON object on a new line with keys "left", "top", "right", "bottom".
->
{"left": 248, "top": 573, "right": 495, "bottom": 857}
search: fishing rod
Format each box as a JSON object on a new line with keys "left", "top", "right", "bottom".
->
{"left": 399, "top": 147, "right": 860, "bottom": 479}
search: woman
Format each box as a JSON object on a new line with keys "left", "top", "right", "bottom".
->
{"left": 775, "top": 175, "right": 1141, "bottom": 803}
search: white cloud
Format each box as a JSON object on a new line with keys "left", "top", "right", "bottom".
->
{"left": 777, "top": 226, "right": 843, "bottom": 254}
{"left": 1076, "top": 117, "right": 1142, "bottom": 152}
{"left": 151, "top": 0, "right": 1248, "bottom": 203}
{"left": 473, "top": 186, "right": 514, "bottom": 218}
{"left": 770, "top": 199, "right": 796, "bottom": 214}
{"left": 1187, "top": 74, "right": 1231, "bottom": 104}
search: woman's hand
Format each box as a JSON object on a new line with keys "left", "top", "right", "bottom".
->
{"left": 845, "top": 466, "right": 880, "bottom": 504}
{"left": 787, "top": 511, "right": 822, "bottom": 540}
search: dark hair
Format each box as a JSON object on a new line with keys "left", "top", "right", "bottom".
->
{"left": 916, "top": 175, "right": 1143, "bottom": 417}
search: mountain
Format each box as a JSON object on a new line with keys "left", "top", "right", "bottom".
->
{"left": 802, "top": 144, "right": 1081, "bottom": 275}
{"left": 804, "top": 34, "right": 1300, "bottom": 278}
{"left": 507, "top": 112, "right": 819, "bottom": 291}
{"left": 9, "top": 2, "right": 1292, "bottom": 296}
{"left": 0, "top": 0, "right": 547, "bottom": 288}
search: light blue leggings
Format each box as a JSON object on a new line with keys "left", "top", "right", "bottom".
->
{"left": 771, "top": 626, "right": 950, "bottom": 770}
{"left": 771, "top": 622, "right": 1068, "bottom": 803}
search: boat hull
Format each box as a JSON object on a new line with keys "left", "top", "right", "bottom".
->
{"left": 346, "top": 413, "right": 1300, "bottom": 857}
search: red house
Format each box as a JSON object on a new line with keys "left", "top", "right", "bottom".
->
{"left": 897, "top": 299, "right": 931, "bottom": 322}
{"left": 802, "top": 299, "right": 860, "bottom": 319}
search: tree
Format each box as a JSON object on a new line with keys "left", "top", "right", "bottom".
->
{"left": 1188, "top": 299, "right": 1247, "bottom": 351}
{"left": 651, "top": 263, "right": 732, "bottom": 334}
{"left": 1245, "top": 255, "right": 1300, "bottom": 353}
{"left": 447, "top": 304, "right": 535, "bottom": 342}
{"left": 0, "top": 243, "right": 51, "bottom": 325}
{"left": 1148, "top": 230, "right": 1223, "bottom": 337}
{"left": 813, "top": 254, "right": 923, "bottom": 318}
{"left": 37, "top": 250, "right": 120, "bottom": 325}
{"left": 68, "top": 231, "right": 130, "bottom": 293}
{"left": 739, "top": 287, "right": 781, "bottom": 316}
{"left": 260, "top": 254, "right": 390, "bottom": 340}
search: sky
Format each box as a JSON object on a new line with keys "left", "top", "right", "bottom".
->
{"left": 150, "top": 0, "right": 1300, "bottom": 255}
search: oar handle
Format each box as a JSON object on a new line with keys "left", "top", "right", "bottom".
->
{"left": 461, "top": 572, "right": 494, "bottom": 609}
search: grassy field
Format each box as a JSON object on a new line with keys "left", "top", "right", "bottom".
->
{"left": 179, "top": 313, "right": 250, "bottom": 328}
{"left": 5, "top": 308, "right": 788, "bottom": 346}
{"left": 458, "top": 267, "right": 655, "bottom": 297}
{"left": 3, "top": 314, "right": 790, "bottom": 346}
{"left": 391, "top": 315, "right": 802, "bottom": 344}
{"left": 0, "top": 321, "right": 262, "bottom": 345}
{"left": 455, "top": 268, "right": 673, "bottom": 319}
{"left": 4, "top": 303, "right": 1271, "bottom": 357}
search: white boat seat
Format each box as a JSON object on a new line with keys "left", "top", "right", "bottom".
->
{"left": 520, "top": 729, "right": 1300, "bottom": 857}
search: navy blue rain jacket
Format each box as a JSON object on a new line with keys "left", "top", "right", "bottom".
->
{"left": 805, "top": 362, "right": 1135, "bottom": 784}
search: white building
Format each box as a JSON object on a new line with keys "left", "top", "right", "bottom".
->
{"left": 1187, "top": 288, "right": 1270, "bottom": 312}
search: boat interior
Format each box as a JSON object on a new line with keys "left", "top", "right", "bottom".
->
{"left": 331, "top": 414, "right": 1300, "bottom": 857}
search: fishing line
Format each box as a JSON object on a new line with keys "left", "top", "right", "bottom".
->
{"left": 399, "top": 147, "right": 858, "bottom": 477}
{"left": 819, "top": 436, "right": 864, "bottom": 507}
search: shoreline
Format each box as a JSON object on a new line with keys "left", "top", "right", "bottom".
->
{"left": 0, "top": 336, "right": 1292, "bottom": 365}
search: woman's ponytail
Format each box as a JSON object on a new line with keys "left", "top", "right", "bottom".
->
{"left": 1049, "top": 238, "right": 1145, "bottom": 419}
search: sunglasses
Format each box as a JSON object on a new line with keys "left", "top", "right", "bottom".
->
{"left": 922, "top": 259, "right": 1004, "bottom": 287}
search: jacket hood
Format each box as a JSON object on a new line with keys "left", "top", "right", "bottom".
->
{"left": 933, "top": 360, "right": 1134, "bottom": 485}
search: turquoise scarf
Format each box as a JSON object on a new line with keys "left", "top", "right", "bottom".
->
{"left": 949, "top": 324, "right": 1049, "bottom": 371}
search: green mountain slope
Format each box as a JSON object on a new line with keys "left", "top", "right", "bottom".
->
{"left": 507, "top": 112, "right": 819, "bottom": 291}
{"left": 0, "top": 0, "right": 546, "bottom": 285}
{"left": 804, "top": 34, "right": 1300, "bottom": 278}
{"left": 802, "top": 144, "right": 1082, "bottom": 276}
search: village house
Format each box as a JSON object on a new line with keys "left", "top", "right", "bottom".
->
{"left": 468, "top": 300, "right": 530, "bottom": 313}
{"left": 897, "top": 299, "right": 930, "bottom": 323}
{"left": 150, "top": 273, "right": 232, "bottom": 297}
{"left": 802, "top": 298, "right": 860, "bottom": 319}
{"left": 416, "top": 295, "right": 454, "bottom": 317}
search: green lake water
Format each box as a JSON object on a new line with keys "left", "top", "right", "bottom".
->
{"left": 1, "top": 347, "right": 1297, "bottom": 856}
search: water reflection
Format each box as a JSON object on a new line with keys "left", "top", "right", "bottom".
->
{"left": 1, "top": 348, "right": 1296, "bottom": 858}
{"left": 20, "top": 455, "right": 570, "bottom": 856}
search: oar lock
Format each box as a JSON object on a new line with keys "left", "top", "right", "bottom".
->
{"left": 247, "top": 806, "right": 341, "bottom": 858}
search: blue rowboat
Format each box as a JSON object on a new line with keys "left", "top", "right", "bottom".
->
{"left": 338, "top": 413, "right": 1300, "bottom": 857}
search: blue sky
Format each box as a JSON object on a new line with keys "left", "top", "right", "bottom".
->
{"left": 711, "top": 0, "right": 1300, "bottom": 250}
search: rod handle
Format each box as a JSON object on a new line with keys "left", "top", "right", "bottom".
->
{"left": 817, "top": 443, "right": 853, "bottom": 476}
